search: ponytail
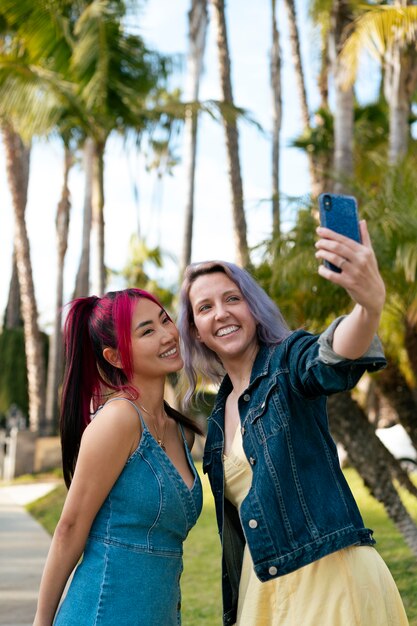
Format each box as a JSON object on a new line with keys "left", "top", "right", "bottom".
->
{"left": 60, "top": 296, "right": 99, "bottom": 488}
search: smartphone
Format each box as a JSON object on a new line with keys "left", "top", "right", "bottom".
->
{"left": 318, "top": 193, "right": 361, "bottom": 273}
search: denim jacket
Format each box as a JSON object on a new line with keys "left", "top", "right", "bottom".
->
{"left": 202, "top": 319, "right": 386, "bottom": 626}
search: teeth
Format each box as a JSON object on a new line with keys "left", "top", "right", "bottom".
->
{"left": 216, "top": 325, "right": 239, "bottom": 337}
{"left": 160, "top": 347, "right": 177, "bottom": 358}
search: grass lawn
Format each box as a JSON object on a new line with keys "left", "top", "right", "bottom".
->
{"left": 27, "top": 465, "right": 417, "bottom": 625}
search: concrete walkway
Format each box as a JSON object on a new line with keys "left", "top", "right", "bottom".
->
{"left": 0, "top": 483, "right": 56, "bottom": 626}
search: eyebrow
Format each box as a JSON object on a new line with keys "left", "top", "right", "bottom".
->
{"left": 135, "top": 308, "right": 165, "bottom": 330}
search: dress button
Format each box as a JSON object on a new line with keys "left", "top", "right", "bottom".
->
{"left": 243, "top": 393, "right": 251, "bottom": 401}
{"left": 248, "top": 519, "right": 258, "bottom": 529}
{"left": 249, "top": 456, "right": 256, "bottom": 465}
{"left": 269, "top": 566, "right": 278, "bottom": 576}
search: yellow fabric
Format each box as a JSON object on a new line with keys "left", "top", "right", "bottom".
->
{"left": 223, "top": 428, "right": 409, "bottom": 626}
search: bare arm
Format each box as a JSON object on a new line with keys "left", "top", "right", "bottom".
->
{"left": 33, "top": 401, "right": 140, "bottom": 626}
{"left": 315, "top": 220, "right": 385, "bottom": 359}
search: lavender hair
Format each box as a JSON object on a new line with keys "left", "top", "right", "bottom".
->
{"left": 178, "top": 261, "right": 292, "bottom": 406}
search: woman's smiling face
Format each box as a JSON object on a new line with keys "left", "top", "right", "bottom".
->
{"left": 189, "top": 271, "right": 258, "bottom": 363}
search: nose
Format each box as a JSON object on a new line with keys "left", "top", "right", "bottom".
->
{"left": 214, "top": 303, "right": 230, "bottom": 321}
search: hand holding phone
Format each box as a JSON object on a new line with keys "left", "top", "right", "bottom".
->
{"left": 318, "top": 193, "right": 361, "bottom": 273}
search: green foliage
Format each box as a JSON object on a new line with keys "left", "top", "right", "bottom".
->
{"left": 26, "top": 482, "right": 67, "bottom": 535}
{"left": 254, "top": 207, "right": 353, "bottom": 331}
{"left": 0, "top": 328, "right": 49, "bottom": 427}
{"left": 118, "top": 235, "right": 176, "bottom": 309}
{"left": 0, "top": 328, "right": 28, "bottom": 425}
{"left": 0, "top": 0, "right": 172, "bottom": 144}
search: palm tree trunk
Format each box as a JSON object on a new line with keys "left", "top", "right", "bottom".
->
{"left": 384, "top": 35, "right": 417, "bottom": 164}
{"left": 329, "top": 0, "right": 354, "bottom": 192}
{"left": 404, "top": 315, "right": 417, "bottom": 382}
{"left": 74, "top": 137, "right": 94, "bottom": 298}
{"left": 180, "top": 0, "right": 208, "bottom": 278}
{"left": 376, "top": 359, "right": 417, "bottom": 452}
{"left": 282, "top": 0, "right": 321, "bottom": 197}
{"left": 2, "top": 122, "right": 46, "bottom": 432}
{"left": 271, "top": 0, "right": 282, "bottom": 238}
{"left": 91, "top": 139, "right": 106, "bottom": 296}
{"left": 45, "top": 144, "right": 72, "bottom": 434}
{"left": 328, "top": 391, "right": 417, "bottom": 557}
{"left": 211, "top": 0, "right": 250, "bottom": 267}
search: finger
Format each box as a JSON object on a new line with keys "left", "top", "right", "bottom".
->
{"left": 359, "top": 220, "right": 371, "bottom": 248}
{"left": 316, "top": 226, "right": 361, "bottom": 252}
{"left": 315, "top": 250, "right": 349, "bottom": 270}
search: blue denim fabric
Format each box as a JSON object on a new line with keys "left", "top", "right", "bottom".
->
{"left": 202, "top": 323, "right": 386, "bottom": 626}
{"left": 54, "top": 401, "right": 202, "bottom": 626}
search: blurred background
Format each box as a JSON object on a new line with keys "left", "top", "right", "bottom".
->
{"left": 0, "top": 0, "right": 417, "bottom": 577}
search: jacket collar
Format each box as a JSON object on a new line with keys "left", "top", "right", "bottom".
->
{"left": 211, "top": 343, "right": 276, "bottom": 418}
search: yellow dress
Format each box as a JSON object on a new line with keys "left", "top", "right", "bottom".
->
{"left": 223, "top": 427, "right": 409, "bottom": 626}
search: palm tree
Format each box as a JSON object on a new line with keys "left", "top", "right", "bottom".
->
{"left": 73, "top": 137, "right": 94, "bottom": 298}
{"left": 328, "top": 0, "right": 355, "bottom": 191}
{"left": 270, "top": 0, "right": 282, "bottom": 238}
{"left": 211, "top": 0, "right": 250, "bottom": 267}
{"left": 2, "top": 123, "right": 46, "bottom": 432}
{"left": 44, "top": 142, "right": 73, "bottom": 433}
{"left": 180, "top": 0, "right": 209, "bottom": 278}
{"left": 283, "top": 0, "right": 322, "bottom": 197}
{"left": 340, "top": 3, "right": 417, "bottom": 164}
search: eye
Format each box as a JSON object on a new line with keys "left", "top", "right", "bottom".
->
{"left": 198, "top": 303, "right": 211, "bottom": 313}
{"left": 141, "top": 328, "right": 154, "bottom": 336}
{"left": 162, "top": 315, "right": 171, "bottom": 324}
{"left": 227, "top": 295, "right": 240, "bottom": 303}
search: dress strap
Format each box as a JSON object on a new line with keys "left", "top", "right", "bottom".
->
{"left": 100, "top": 397, "right": 146, "bottom": 427}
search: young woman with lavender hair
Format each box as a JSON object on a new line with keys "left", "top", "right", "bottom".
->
{"left": 178, "top": 223, "right": 408, "bottom": 626}
{"left": 33, "top": 288, "right": 202, "bottom": 626}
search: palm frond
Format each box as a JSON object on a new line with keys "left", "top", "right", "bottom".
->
{"left": 340, "top": 6, "right": 417, "bottom": 87}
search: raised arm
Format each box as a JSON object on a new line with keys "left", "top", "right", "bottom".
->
{"left": 315, "top": 220, "right": 385, "bottom": 359}
{"left": 33, "top": 402, "right": 139, "bottom": 626}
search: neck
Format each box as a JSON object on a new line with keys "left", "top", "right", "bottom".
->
{"left": 131, "top": 377, "right": 166, "bottom": 417}
{"left": 223, "top": 343, "right": 259, "bottom": 396}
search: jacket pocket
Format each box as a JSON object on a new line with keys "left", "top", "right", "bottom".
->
{"left": 246, "top": 382, "right": 289, "bottom": 442}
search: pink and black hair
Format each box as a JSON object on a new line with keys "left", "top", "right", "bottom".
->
{"left": 59, "top": 288, "right": 204, "bottom": 488}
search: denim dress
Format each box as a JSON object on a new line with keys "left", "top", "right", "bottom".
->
{"left": 54, "top": 400, "right": 203, "bottom": 626}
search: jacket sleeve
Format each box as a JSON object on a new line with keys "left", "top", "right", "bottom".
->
{"left": 285, "top": 318, "right": 386, "bottom": 398}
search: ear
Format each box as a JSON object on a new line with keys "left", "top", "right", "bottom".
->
{"left": 103, "top": 347, "right": 122, "bottom": 369}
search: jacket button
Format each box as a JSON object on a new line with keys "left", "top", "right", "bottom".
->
{"left": 243, "top": 393, "right": 251, "bottom": 401}
{"left": 248, "top": 519, "right": 258, "bottom": 529}
{"left": 241, "top": 426, "right": 245, "bottom": 435}
{"left": 249, "top": 456, "right": 256, "bottom": 465}
{"left": 269, "top": 566, "right": 278, "bottom": 576}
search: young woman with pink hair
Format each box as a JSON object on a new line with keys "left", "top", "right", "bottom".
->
{"left": 33, "top": 288, "right": 202, "bottom": 626}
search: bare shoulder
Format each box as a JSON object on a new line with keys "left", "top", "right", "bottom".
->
{"left": 82, "top": 398, "right": 142, "bottom": 453}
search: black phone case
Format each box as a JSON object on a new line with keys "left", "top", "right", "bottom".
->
{"left": 318, "top": 193, "right": 361, "bottom": 273}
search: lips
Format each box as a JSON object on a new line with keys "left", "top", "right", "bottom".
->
{"left": 159, "top": 346, "right": 178, "bottom": 358}
{"left": 216, "top": 325, "right": 239, "bottom": 337}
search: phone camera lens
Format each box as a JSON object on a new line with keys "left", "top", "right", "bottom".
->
{"left": 323, "top": 194, "right": 331, "bottom": 211}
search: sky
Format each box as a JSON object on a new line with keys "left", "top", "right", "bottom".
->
{"left": 0, "top": 0, "right": 322, "bottom": 330}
